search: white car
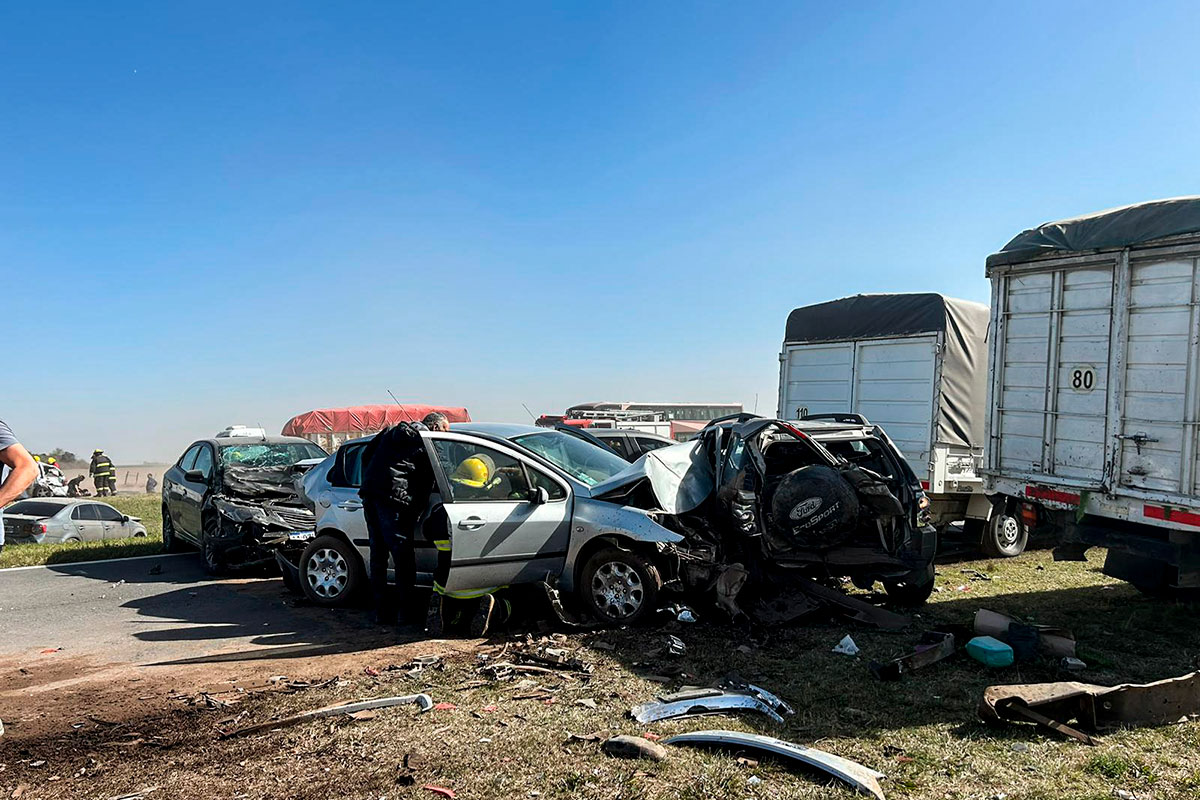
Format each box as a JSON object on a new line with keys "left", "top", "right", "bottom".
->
{"left": 2, "top": 498, "right": 148, "bottom": 544}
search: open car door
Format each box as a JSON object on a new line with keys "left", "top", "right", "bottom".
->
{"left": 424, "top": 432, "right": 573, "bottom": 593}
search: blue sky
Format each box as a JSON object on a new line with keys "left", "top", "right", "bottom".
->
{"left": 4, "top": 2, "right": 1200, "bottom": 461}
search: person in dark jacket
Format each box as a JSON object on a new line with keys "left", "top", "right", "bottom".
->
{"left": 358, "top": 422, "right": 435, "bottom": 625}
{"left": 89, "top": 449, "right": 114, "bottom": 497}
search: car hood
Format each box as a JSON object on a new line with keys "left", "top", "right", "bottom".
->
{"left": 589, "top": 439, "right": 714, "bottom": 515}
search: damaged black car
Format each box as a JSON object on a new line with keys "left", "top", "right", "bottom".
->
{"left": 586, "top": 413, "right": 938, "bottom": 622}
{"left": 162, "top": 435, "right": 327, "bottom": 574}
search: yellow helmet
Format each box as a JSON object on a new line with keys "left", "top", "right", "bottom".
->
{"left": 48, "top": 457, "right": 56, "bottom": 464}
{"left": 33, "top": 455, "right": 41, "bottom": 462}
{"left": 452, "top": 456, "right": 490, "bottom": 488}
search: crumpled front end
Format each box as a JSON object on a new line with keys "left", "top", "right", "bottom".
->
{"left": 205, "top": 465, "right": 317, "bottom": 568}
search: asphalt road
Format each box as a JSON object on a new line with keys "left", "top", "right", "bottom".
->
{"left": 0, "top": 553, "right": 398, "bottom": 666}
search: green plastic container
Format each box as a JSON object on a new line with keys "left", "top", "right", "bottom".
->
{"left": 967, "top": 635, "right": 1014, "bottom": 667}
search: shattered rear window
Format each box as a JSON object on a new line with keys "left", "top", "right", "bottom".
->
{"left": 219, "top": 442, "right": 326, "bottom": 468}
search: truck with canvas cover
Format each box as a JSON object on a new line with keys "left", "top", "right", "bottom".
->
{"left": 985, "top": 196, "right": 1200, "bottom": 592}
{"left": 778, "top": 294, "right": 1003, "bottom": 551}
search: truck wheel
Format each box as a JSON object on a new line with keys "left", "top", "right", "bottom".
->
{"left": 162, "top": 508, "right": 185, "bottom": 552}
{"left": 982, "top": 506, "right": 1027, "bottom": 558}
{"left": 300, "top": 535, "right": 364, "bottom": 607}
{"left": 579, "top": 547, "right": 660, "bottom": 626}
{"left": 200, "top": 514, "right": 228, "bottom": 576}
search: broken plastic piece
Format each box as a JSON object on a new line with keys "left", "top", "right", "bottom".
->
{"left": 966, "top": 636, "right": 1014, "bottom": 667}
{"left": 663, "top": 729, "right": 886, "bottom": 800}
{"left": 666, "top": 635, "right": 686, "bottom": 656}
{"left": 832, "top": 635, "right": 860, "bottom": 656}
{"left": 631, "top": 688, "right": 787, "bottom": 725}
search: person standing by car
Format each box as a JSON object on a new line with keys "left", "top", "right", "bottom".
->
{"left": 0, "top": 418, "right": 39, "bottom": 554}
{"left": 89, "top": 449, "right": 114, "bottom": 497}
{"left": 358, "top": 422, "right": 435, "bottom": 626}
{"left": 145, "top": 473, "right": 157, "bottom": 494}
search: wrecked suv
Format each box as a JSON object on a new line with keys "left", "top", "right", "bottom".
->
{"left": 589, "top": 413, "right": 938, "bottom": 620}
{"left": 162, "top": 435, "right": 327, "bottom": 573}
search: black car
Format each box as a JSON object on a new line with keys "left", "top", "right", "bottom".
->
{"left": 162, "top": 435, "right": 327, "bottom": 573}
{"left": 594, "top": 413, "right": 938, "bottom": 615}
{"left": 586, "top": 429, "right": 676, "bottom": 462}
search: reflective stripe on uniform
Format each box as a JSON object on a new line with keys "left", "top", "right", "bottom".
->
{"left": 434, "top": 539, "right": 451, "bottom": 552}
{"left": 432, "top": 581, "right": 504, "bottom": 600}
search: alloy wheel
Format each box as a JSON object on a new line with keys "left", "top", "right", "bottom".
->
{"left": 305, "top": 547, "right": 350, "bottom": 599}
{"left": 590, "top": 561, "right": 645, "bottom": 620}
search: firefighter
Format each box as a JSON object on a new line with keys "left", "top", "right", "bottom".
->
{"left": 358, "top": 422, "right": 434, "bottom": 626}
{"left": 426, "top": 455, "right": 511, "bottom": 638}
{"left": 89, "top": 449, "right": 114, "bottom": 497}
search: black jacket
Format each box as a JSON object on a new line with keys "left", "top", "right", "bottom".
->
{"left": 358, "top": 423, "right": 434, "bottom": 511}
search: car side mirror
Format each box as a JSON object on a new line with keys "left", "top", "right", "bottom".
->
{"left": 122, "top": 515, "right": 130, "bottom": 522}
{"left": 184, "top": 469, "right": 206, "bottom": 483}
{"left": 529, "top": 486, "right": 550, "bottom": 505}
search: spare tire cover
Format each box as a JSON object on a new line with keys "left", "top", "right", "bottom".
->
{"left": 768, "top": 464, "right": 860, "bottom": 548}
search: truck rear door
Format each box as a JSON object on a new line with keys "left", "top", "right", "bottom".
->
{"left": 991, "top": 260, "right": 1117, "bottom": 487}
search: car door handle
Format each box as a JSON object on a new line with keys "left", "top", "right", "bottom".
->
{"left": 338, "top": 501, "right": 363, "bottom": 511}
{"left": 457, "top": 517, "right": 486, "bottom": 531}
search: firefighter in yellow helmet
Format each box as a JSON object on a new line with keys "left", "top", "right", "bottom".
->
{"left": 427, "top": 454, "right": 512, "bottom": 637}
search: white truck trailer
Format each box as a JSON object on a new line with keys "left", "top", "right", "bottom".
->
{"left": 985, "top": 196, "right": 1200, "bottom": 592}
{"left": 777, "top": 294, "right": 1006, "bottom": 551}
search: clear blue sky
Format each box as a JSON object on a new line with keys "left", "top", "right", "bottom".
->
{"left": 5, "top": 2, "right": 1199, "bottom": 462}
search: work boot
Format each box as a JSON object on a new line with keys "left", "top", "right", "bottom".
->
{"left": 469, "top": 594, "right": 496, "bottom": 638}
{"left": 425, "top": 595, "right": 444, "bottom": 638}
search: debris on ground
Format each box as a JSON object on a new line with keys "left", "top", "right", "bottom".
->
{"left": 475, "top": 636, "right": 592, "bottom": 682}
{"left": 602, "top": 734, "right": 669, "bottom": 761}
{"left": 218, "top": 693, "right": 434, "bottom": 738}
{"left": 755, "top": 578, "right": 911, "bottom": 630}
{"left": 832, "top": 635, "right": 860, "bottom": 656}
{"left": 422, "top": 785, "right": 457, "bottom": 799}
{"left": 666, "top": 635, "right": 686, "bottom": 656}
{"left": 967, "top": 636, "right": 1014, "bottom": 667}
{"left": 1061, "top": 657, "right": 1087, "bottom": 672}
{"left": 870, "top": 631, "right": 957, "bottom": 680}
{"left": 391, "top": 655, "right": 445, "bottom": 677}
{"left": 631, "top": 679, "right": 794, "bottom": 725}
{"left": 979, "top": 671, "right": 1200, "bottom": 744}
{"left": 662, "top": 729, "right": 886, "bottom": 800}
{"left": 975, "top": 609, "right": 1076, "bottom": 659}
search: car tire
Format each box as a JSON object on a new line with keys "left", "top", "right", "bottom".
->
{"left": 883, "top": 570, "right": 936, "bottom": 606}
{"left": 64, "top": 536, "right": 81, "bottom": 543}
{"left": 981, "top": 506, "right": 1027, "bottom": 558}
{"left": 200, "top": 514, "right": 227, "bottom": 576}
{"left": 299, "top": 535, "right": 364, "bottom": 607}
{"left": 162, "top": 508, "right": 185, "bottom": 553}
{"left": 578, "top": 547, "right": 660, "bottom": 626}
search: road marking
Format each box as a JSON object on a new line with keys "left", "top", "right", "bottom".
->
{"left": 0, "top": 552, "right": 192, "bottom": 573}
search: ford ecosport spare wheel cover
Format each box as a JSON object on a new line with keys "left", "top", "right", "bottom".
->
{"left": 768, "top": 464, "right": 860, "bottom": 548}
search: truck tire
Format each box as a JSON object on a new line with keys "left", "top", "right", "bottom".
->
{"left": 768, "top": 465, "right": 860, "bottom": 548}
{"left": 300, "top": 535, "right": 364, "bottom": 607}
{"left": 981, "top": 506, "right": 1027, "bottom": 558}
{"left": 579, "top": 547, "right": 660, "bottom": 626}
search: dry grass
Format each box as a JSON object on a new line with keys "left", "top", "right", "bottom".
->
{"left": 5, "top": 547, "right": 1200, "bottom": 799}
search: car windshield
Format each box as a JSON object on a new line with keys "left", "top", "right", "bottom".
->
{"left": 219, "top": 442, "right": 326, "bottom": 468}
{"left": 512, "top": 431, "right": 631, "bottom": 486}
{"left": 4, "top": 500, "right": 64, "bottom": 517}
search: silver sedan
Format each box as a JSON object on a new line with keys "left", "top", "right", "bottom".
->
{"left": 2, "top": 498, "right": 148, "bottom": 544}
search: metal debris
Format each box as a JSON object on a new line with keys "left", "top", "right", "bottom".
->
{"left": 979, "top": 671, "right": 1200, "bottom": 744}
{"left": 662, "top": 729, "right": 886, "bottom": 800}
{"left": 218, "top": 693, "right": 433, "bottom": 738}
{"left": 631, "top": 683, "right": 793, "bottom": 726}
{"left": 870, "top": 631, "right": 957, "bottom": 681}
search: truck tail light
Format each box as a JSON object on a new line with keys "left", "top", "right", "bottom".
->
{"left": 1021, "top": 504, "right": 1038, "bottom": 527}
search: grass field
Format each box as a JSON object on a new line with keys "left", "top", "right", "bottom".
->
{"left": 0, "top": 494, "right": 164, "bottom": 569}
{"left": 8, "top": 547, "right": 1200, "bottom": 799}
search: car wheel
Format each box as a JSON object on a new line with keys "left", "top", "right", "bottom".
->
{"left": 883, "top": 570, "right": 936, "bottom": 606}
{"left": 300, "top": 535, "right": 364, "bottom": 607}
{"left": 981, "top": 506, "right": 1027, "bottom": 558}
{"left": 162, "top": 508, "right": 185, "bottom": 553}
{"left": 64, "top": 536, "right": 81, "bottom": 543}
{"left": 200, "top": 514, "right": 227, "bottom": 575}
{"left": 579, "top": 547, "right": 660, "bottom": 626}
